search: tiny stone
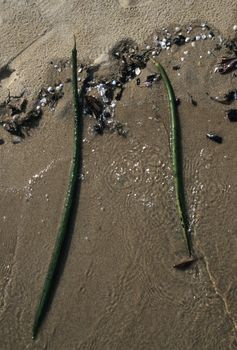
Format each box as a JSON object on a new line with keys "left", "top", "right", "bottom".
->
{"left": 47, "top": 86, "right": 53, "bottom": 93}
{"left": 146, "top": 45, "right": 150, "bottom": 50}
{"left": 0, "top": 139, "right": 4, "bottom": 145}
{"left": 152, "top": 51, "right": 156, "bottom": 56}
{"left": 172, "top": 65, "right": 180, "bottom": 70}
{"left": 191, "top": 42, "right": 195, "bottom": 47}
{"left": 135, "top": 67, "right": 141, "bottom": 76}
{"left": 233, "top": 25, "right": 237, "bottom": 31}
{"left": 40, "top": 97, "right": 47, "bottom": 105}
{"left": 13, "top": 114, "right": 20, "bottom": 122}
{"left": 181, "top": 57, "right": 184, "bottom": 61}
{"left": 175, "top": 26, "right": 180, "bottom": 32}
{"left": 36, "top": 105, "right": 41, "bottom": 111}
{"left": 201, "top": 34, "right": 207, "bottom": 40}
{"left": 185, "top": 37, "right": 190, "bottom": 42}
{"left": 207, "top": 50, "right": 211, "bottom": 55}
{"left": 55, "top": 85, "right": 62, "bottom": 92}
{"left": 184, "top": 51, "right": 188, "bottom": 55}
{"left": 111, "top": 101, "right": 116, "bottom": 108}
{"left": 160, "top": 41, "right": 166, "bottom": 49}
{"left": 195, "top": 35, "right": 201, "bottom": 41}
{"left": 12, "top": 136, "right": 22, "bottom": 144}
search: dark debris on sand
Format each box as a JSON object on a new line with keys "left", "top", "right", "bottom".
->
{"left": 0, "top": 83, "right": 64, "bottom": 141}
{"left": 1, "top": 22, "right": 236, "bottom": 145}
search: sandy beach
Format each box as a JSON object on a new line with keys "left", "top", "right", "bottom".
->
{"left": 1, "top": 1, "right": 237, "bottom": 349}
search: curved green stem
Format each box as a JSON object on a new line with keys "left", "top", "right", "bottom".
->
{"left": 32, "top": 37, "right": 82, "bottom": 339}
{"left": 151, "top": 58, "right": 192, "bottom": 257}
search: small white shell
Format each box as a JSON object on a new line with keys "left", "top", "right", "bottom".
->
{"left": 40, "top": 97, "right": 47, "bottom": 105}
{"left": 135, "top": 67, "right": 141, "bottom": 76}
{"left": 111, "top": 100, "right": 116, "bottom": 108}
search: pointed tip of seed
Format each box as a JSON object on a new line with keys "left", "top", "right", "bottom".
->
{"left": 73, "top": 35, "right": 77, "bottom": 49}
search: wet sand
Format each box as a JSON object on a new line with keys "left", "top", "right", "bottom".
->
{"left": 1, "top": 1, "right": 237, "bottom": 349}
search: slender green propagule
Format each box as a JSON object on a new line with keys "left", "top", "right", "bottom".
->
{"left": 32, "top": 37, "right": 82, "bottom": 339}
{"left": 151, "top": 58, "right": 194, "bottom": 264}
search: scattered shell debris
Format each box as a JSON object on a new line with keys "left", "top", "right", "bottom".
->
{"left": 0, "top": 82, "right": 64, "bottom": 141}
{"left": 1, "top": 21, "right": 236, "bottom": 148}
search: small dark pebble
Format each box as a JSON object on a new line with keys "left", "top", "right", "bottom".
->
{"left": 173, "top": 35, "right": 186, "bottom": 46}
{"left": 115, "top": 87, "right": 124, "bottom": 101}
{"left": 206, "top": 133, "right": 222, "bottom": 144}
{"left": 146, "top": 74, "right": 157, "bottom": 82}
{"left": 136, "top": 78, "right": 141, "bottom": 86}
{"left": 227, "top": 109, "right": 237, "bottom": 121}
{"left": 0, "top": 139, "right": 4, "bottom": 145}
{"left": 172, "top": 65, "right": 181, "bottom": 71}
{"left": 188, "top": 94, "right": 197, "bottom": 106}
{"left": 93, "top": 123, "right": 104, "bottom": 135}
{"left": 176, "top": 98, "right": 181, "bottom": 106}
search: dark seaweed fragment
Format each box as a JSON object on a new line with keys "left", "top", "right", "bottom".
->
{"left": 227, "top": 109, "right": 237, "bottom": 121}
{"left": 206, "top": 133, "right": 222, "bottom": 144}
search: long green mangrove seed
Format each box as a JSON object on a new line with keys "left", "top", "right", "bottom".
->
{"left": 32, "top": 38, "right": 82, "bottom": 339}
{"left": 151, "top": 58, "right": 192, "bottom": 257}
